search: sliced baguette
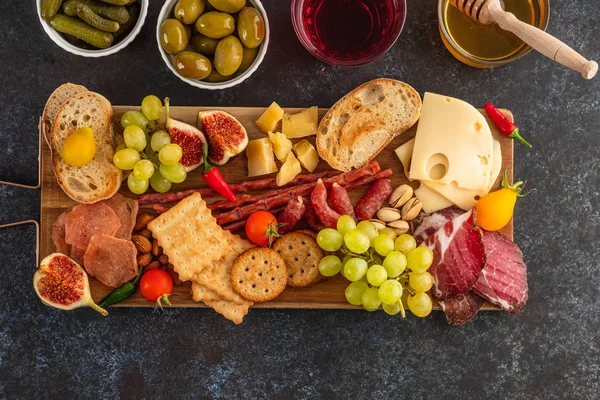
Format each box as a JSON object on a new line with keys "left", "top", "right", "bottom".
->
{"left": 50, "top": 92, "right": 122, "bottom": 204}
{"left": 42, "top": 83, "right": 88, "bottom": 145}
{"left": 316, "top": 78, "right": 422, "bottom": 171}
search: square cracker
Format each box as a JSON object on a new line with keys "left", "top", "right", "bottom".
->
{"left": 203, "top": 298, "right": 252, "bottom": 325}
{"left": 148, "top": 193, "right": 228, "bottom": 282}
{"left": 191, "top": 281, "right": 223, "bottom": 303}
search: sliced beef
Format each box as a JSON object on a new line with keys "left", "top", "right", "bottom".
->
{"left": 83, "top": 234, "right": 138, "bottom": 288}
{"left": 411, "top": 207, "right": 464, "bottom": 245}
{"left": 423, "top": 209, "right": 486, "bottom": 300}
{"left": 473, "top": 230, "right": 528, "bottom": 313}
{"left": 64, "top": 203, "right": 121, "bottom": 251}
{"left": 102, "top": 193, "right": 138, "bottom": 240}
{"left": 438, "top": 292, "right": 486, "bottom": 326}
{"left": 52, "top": 211, "right": 71, "bottom": 254}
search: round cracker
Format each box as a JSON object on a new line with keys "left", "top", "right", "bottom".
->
{"left": 272, "top": 232, "right": 323, "bottom": 288}
{"left": 231, "top": 248, "right": 288, "bottom": 302}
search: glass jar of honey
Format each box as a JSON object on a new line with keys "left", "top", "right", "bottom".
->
{"left": 438, "top": 0, "right": 549, "bottom": 68}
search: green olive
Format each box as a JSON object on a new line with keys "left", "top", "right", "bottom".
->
{"left": 203, "top": 70, "right": 229, "bottom": 82}
{"left": 160, "top": 19, "right": 189, "bottom": 54}
{"left": 174, "top": 0, "right": 205, "bottom": 25}
{"left": 195, "top": 11, "right": 235, "bottom": 39}
{"left": 173, "top": 51, "right": 212, "bottom": 79}
{"left": 237, "top": 7, "right": 265, "bottom": 49}
{"left": 190, "top": 33, "right": 219, "bottom": 56}
{"left": 238, "top": 46, "right": 258, "bottom": 71}
{"left": 207, "top": 0, "right": 245, "bottom": 13}
{"left": 214, "top": 35, "right": 243, "bottom": 76}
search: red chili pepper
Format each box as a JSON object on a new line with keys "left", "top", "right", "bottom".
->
{"left": 200, "top": 142, "right": 237, "bottom": 203}
{"left": 484, "top": 102, "right": 532, "bottom": 148}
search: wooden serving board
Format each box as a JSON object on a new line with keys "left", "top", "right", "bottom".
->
{"left": 40, "top": 106, "right": 513, "bottom": 309}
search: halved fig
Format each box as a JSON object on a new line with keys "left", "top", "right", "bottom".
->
{"left": 197, "top": 110, "right": 249, "bottom": 165}
{"left": 33, "top": 253, "right": 107, "bottom": 316}
{"left": 165, "top": 98, "right": 208, "bottom": 172}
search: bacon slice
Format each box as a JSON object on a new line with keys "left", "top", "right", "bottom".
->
{"left": 278, "top": 197, "right": 306, "bottom": 234}
{"left": 329, "top": 183, "right": 355, "bottom": 220}
{"left": 138, "top": 170, "right": 339, "bottom": 205}
{"left": 354, "top": 179, "right": 393, "bottom": 220}
{"left": 438, "top": 292, "right": 486, "bottom": 326}
{"left": 311, "top": 179, "right": 341, "bottom": 229}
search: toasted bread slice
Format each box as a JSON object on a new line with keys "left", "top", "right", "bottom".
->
{"left": 42, "top": 83, "right": 88, "bottom": 145}
{"left": 50, "top": 92, "right": 122, "bottom": 204}
{"left": 316, "top": 78, "right": 422, "bottom": 171}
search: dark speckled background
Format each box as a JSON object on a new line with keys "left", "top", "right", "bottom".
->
{"left": 1, "top": 0, "right": 599, "bottom": 398}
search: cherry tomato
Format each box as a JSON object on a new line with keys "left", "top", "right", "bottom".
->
{"left": 140, "top": 269, "right": 173, "bottom": 302}
{"left": 245, "top": 211, "right": 279, "bottom": 247}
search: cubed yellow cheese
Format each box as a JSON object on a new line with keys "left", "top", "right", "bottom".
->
{"left": 276, "top": 151, "right": 301, "bottom": 186}
{"left": 268, "top": 132, "right": 293, "bottom": 162}
{"left": 282, "top": 106, "right": 318, "bottom": 138}
{"left": 256, "top": 102, "right": 285, "bottom": 133}
{"left": 292, "top": 139, "right": 319, "bottom": 173}
{"left": 246, "top": 138, "right": 278, "bottom": 177}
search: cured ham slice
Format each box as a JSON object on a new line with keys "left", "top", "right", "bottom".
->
{"left": 473, "top": 230, "right": 528, "bottom": 313}
{"left": 438, "top": 292, "right": 486, "bottom": 326}
{"left": 423, "top": 209, "right": 485, "bottom": 300}
{"left": 52, "top": 211, "right": 70, "bottom": 254}
{"left": 103, "top": 193, "right": 138, "bottom": 240}
{"left": 411, "top": 207, "right": 464, "bottom": 245}
{"left": 83, "top": 234, "right": 138, "bottom": 288}
{"left": 64, "top": 203, "right": 121, "bottom": 251}
{"left": 311, "top": 179, "right": 341, "bottom": 229}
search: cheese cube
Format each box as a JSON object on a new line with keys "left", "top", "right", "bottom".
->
{"left": 282, "top": 107, "right": 318, "bottom": 138}
{"left": 246, "top": 138, "right": 278, "bottom": 177}
{"left": 268, "top": 132, "right": 293, "bottom": 162}
{"left": 292, "top": 139, "right": 319, "bottom": 172}
{"left": 276, "top": 151, "right": 301, "bottom": 186}
{"left": 256, "top": 102, "right": 285, "bottom": 133}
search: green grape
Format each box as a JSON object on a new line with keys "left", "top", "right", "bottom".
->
{"left": 149, "top": 169, "right": 172, "bottom": 193}
{"left": 133, "top": 160, "right": 154, "bottom": 180}
{"left": 123, "top": 125, "right": 147, "bottom": 152}
{"left": 379, "top": 227, "right": 397, "bottom": 241}
{"left": 340, "top": 255, "right": 353, "bottom": 278}
{"left": 150, "top": 130, "right": 171, "bottom": 152}
{"left": 316, "top": 228, "right": 343, "bottom": 252}
{"left": 345, "top": 281, "right": 369, "bottom": 306}
{"left": 407, "top": 292, "right": 433, "bottom": 317}
{"left": 373, "top": 234, "right": 395, "bottom": 256}
{"left": 159, "top": 144, "right": 183, "bottom": 166}
{"left": 395, "top": 234, "right": 417, "bottom": 255}
{"left": 113, "top": 148, "right": 141, "bottom": 170}
{"left": 318, "top": 255, "right": 342, "bottom": 277}
{"left": 336, "top": 215, "right": 356, "bottom": 236}
{"left": 141, "top": 95, "right": 163, "bottom": 121}
{"left": 362, "top": 287, "right": 381, "bottom": 311}
{"left": 344, "top": 229, "right": 370, "bottom": 254}
{"left": 409, "top": 271, "right": 434, "bottom": 292}
{"left": 407, "top": 247, "right": 434, "bottom": 273}
{"left": 121, "top": 110, "right": 149, "bottom": 129}
{"left": 356, "top": 220, "right": 379, "bottom": 242}
{"left": 343, "top": 258, "right": 368, "bottom": 282}
{"left": 378, "top": 279, "right": 403, "bottom": 305}
{"left": 366, "top": 264, "right": 387, "bottom": 287}
{"left": 159, "top": 163, "right": 187, "bottom": 183}
{"left": 127, "top": 174, "right": 148, "bottom": 195}
{"left": 383, "top": 251, "right": 407, "bottom": 278}
{"left": 382, "top": 302, "right": 401, "bottom": 316}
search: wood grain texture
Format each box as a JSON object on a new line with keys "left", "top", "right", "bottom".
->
{"left": 40, "top": 105, "right": 514, "bottom": 309}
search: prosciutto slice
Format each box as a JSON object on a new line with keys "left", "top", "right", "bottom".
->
{"left": 83, "top": 234, "right": 138, "bottom": 288}
{"left": 423, "top": 209, "right": 485, "bottom": 300}
{"left": 438, "top": 292, "right": 486, "bottom": 326}
{"left": 473, "top": 230, "right": 528, "bottom": 313}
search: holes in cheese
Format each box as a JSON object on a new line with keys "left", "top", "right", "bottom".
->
{"left": 425, "top": 153, "right": 449, "bottom": 180}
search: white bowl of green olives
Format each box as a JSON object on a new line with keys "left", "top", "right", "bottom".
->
{"left": 157, "top": 0, "right": 269, "bottom": 90}
{"left": 37, "top": 0, "right": 148, "bottom": 57}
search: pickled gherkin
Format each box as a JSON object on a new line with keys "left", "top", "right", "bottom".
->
{"left": 50, "top": 14, "right": 114, "bottom": 48}
{"left": 41, "top": 0, "right": 63, "bottom": 21}
{"left": 77, "top": 4, "right": 120, "bottom": 32}
{"left": 63, "top": 0, "right": 130, "bottom": 24}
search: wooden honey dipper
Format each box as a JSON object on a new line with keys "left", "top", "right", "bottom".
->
{"left": 449, "top": 0, "right": 598, "bottom": 79}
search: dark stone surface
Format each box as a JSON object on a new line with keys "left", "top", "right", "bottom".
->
{"left": 1, "top": 0, "right": 599, "bottom": 398}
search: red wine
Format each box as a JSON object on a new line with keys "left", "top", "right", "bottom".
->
{"left": 301, "top": 0, "right": 404, "bottom": 62}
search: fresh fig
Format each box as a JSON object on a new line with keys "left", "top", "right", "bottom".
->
{"left": 33, "top": 253, "right": 108, "bottom": 316}
{"left": 197, "top": 110, "right": 249, "bottom": 165}
{"left": 164, "top": 98, "right": 208, "bottom": 172}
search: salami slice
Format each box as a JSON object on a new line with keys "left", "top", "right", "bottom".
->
{"left": 310, "top": 179, "right": 341, "bottom": 229}
{"left": 355, "top": 179, "right": 393, "bottom": 220}
{"left": 52, "top": 211, "right": 70, "bottom": 254}
{"left": 64, "top": 203, "right": 121, "bottom": 251}
{"left": 329, "top": 183, "right": 355, "bottom": 220}
{"left": 83, "top": 234, "right": 138, "bottom": 288}
{"left": 278, "top": 197, "right": 306, "bottom": 234}
{"left": 102, "top": 193, "right": 138, "bottom": 240}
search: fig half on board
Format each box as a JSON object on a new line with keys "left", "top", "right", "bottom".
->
{"left": 165, "top": 98, "right": 208, "bottom": 172}
{"left": 33, "top": 253, "right": 108, "bottom": 316}
{"left": 197, "top": 110, "right": 249, "bottom": 165}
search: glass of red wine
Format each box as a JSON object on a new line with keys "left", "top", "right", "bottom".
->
{"left": 291, "top": 0, "right": 407, "bottom": 66}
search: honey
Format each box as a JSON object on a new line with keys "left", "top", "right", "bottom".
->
{"left": 439, "top": 0, "right": 549, "bottom": 67}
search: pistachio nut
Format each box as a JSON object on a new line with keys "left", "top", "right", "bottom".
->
{"left": 389, "top": 184, "right": 414, "bottom": 209}
{"left": 377, "top": 207, "right": 402, "bottom": 222}
{"left": 387, "top": 220, "right": 410, "bottom": 235}
{"left": 401, "top": 198, "right": 423, "bottom": 221}
{"left": 368, "top": 219, "right": 387, "bottom": 231}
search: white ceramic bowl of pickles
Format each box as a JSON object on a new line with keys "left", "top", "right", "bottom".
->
{"left": 37, "top": 0, "right": 148, "bottom": 57}
{"left": 157, "top": 0, "right": 270, "bottom": 90}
